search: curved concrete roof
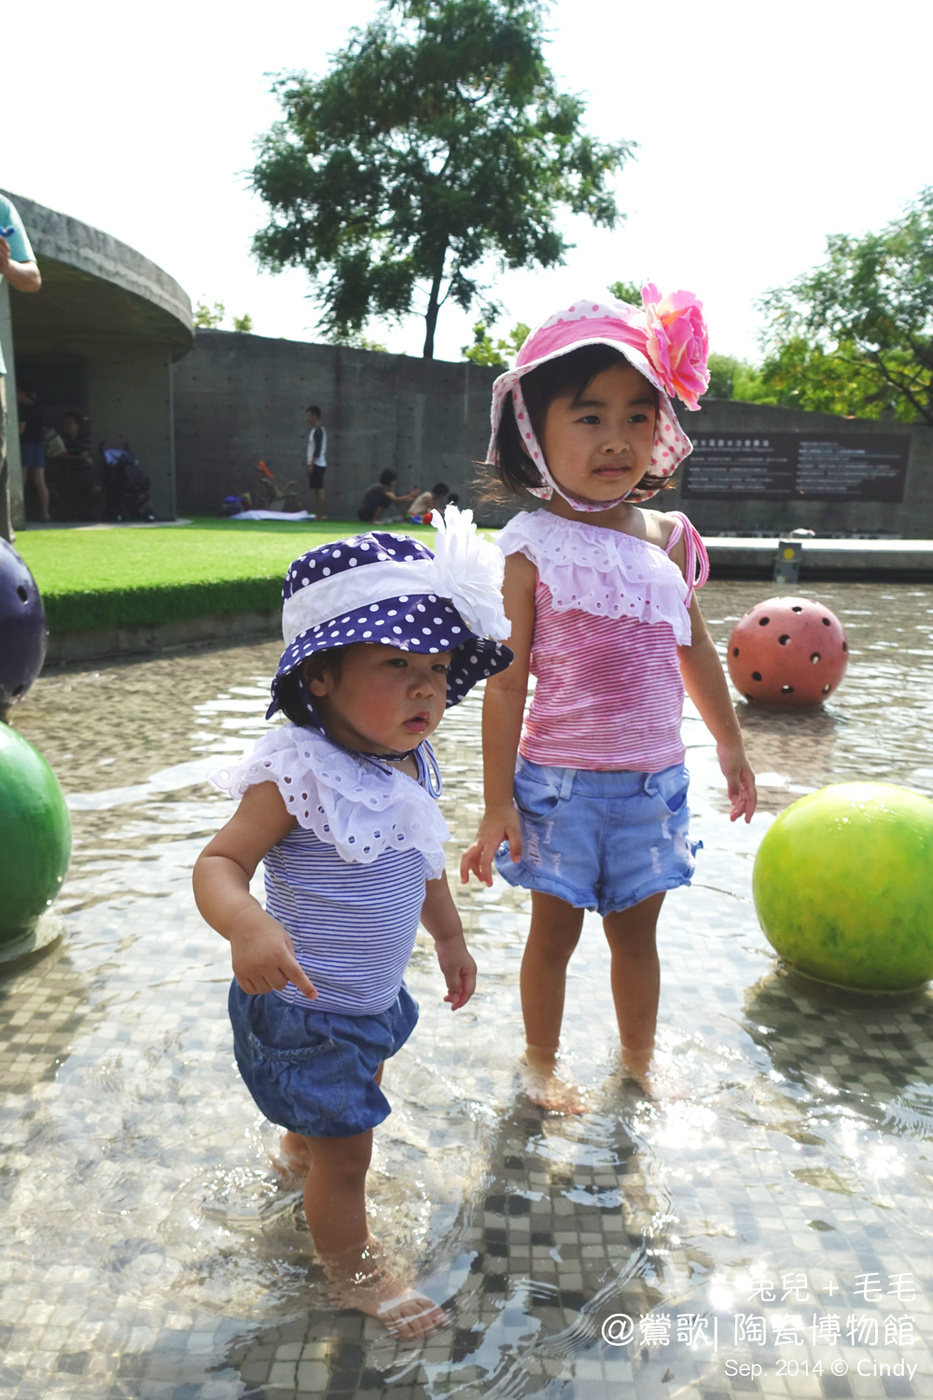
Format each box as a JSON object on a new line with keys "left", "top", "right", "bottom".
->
{"left": 2, "top": 190, "right": 193, "bottom": 359}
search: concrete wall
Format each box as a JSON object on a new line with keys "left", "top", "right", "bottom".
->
{"left": 174, "top": 332, "right": 933, "bottom": 535}
{"left": 173, "top": 331, "right": 498, "bottom": 518}
{"left": 1, "top": 190, "right": 192, "bottom": 525}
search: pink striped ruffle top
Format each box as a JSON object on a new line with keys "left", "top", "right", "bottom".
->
{"left": 496, "top": 510, "right": 709, "bottom": 773}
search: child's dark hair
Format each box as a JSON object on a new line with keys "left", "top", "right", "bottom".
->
{"left": 484, "top": 344, "right": 673, "bottom": 502}
{"left": 276, "top": 650, "right": 343, "bottom": 726}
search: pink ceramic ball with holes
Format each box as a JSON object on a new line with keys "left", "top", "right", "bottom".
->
{"left": 727, "top": 597, "right": 849, "bottom": 707}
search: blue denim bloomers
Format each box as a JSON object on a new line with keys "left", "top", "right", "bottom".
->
{"left": 229, "top": 980, "right": 419, "bottom": 1139}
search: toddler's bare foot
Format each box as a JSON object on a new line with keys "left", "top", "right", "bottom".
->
{"left": 321, "top": 1236, "right": 449, "bottom": 1340}
{"left": 620, "top": 1045, "right": 689, "bottom": 1101}
{"left": 520, "top": 1048, "right": 588, "bottom": 1114}
{"left": 270, "top": 1131, "right": 312, "bottom": 1189}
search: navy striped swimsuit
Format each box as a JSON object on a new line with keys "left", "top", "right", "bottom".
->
{"left": 220, "top": 732, "right": 446, "bottom": 1017}
{"left": 264, "top": 823, "right": 432, "bottom": 1016}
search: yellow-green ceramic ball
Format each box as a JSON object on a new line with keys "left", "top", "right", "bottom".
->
{"left": 753, "top": 783, "right": 933, "bottom": 991}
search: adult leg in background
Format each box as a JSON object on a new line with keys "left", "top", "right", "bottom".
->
{"left": 0, "top": 377, "right": 12, "bottom": 542}
{"left": 27, "top": 466, "right": 50, "bottom": 520}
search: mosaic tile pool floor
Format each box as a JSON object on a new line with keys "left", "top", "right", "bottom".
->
{"left": 3, "top": 580, "right": 933, "bottom": 1399}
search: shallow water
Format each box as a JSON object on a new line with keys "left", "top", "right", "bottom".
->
{"left": 3, "top": 579, "right": 933, "bottom": 1399}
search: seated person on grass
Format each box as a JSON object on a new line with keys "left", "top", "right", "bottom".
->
{"left": 357, "top": 470, "right": 418, "bottom": 524}
{"left": 408, "top": 482, "right": 448, "bottom": 522}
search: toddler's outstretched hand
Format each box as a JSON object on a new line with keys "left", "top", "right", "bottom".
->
{"left": 230, "top": 913, "right": 318, "bottom": 1001}
{"left": 718, "top": 742, "right": 758, "bottom": 823}
{"left": 460, "top": 805, "right": 523, "bottom": 887}
{"left": 435, "top": 935, "right": 477, "bottom": 1010}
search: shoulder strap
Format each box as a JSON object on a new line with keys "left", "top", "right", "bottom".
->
{"left": 663, "top": 512, "right": 709, "bottom": 596}
{"left": 417, "top": 740, "right": 443, "bottom": 799}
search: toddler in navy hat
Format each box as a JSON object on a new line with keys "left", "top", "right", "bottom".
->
{"left": 193, "top": 507, "right": 511, "bottom": 1338}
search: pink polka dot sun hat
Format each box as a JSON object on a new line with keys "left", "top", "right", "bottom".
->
{"left": 488, "top": 286, "right": 710, "bottom": 508}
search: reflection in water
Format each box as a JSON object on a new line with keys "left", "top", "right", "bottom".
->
{"left": 734, "top": 704, "right": 841, "bottom": 814}
{"left": 0, "top": 579, "right": 931, "bottom": 1396}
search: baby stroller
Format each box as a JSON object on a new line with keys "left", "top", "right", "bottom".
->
{"left": 100, "top": 442, "right": 155, "bottom": 522}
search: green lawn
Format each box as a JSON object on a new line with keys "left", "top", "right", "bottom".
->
{"left": 15, "top": 517, "right": 437, "bottom": 634}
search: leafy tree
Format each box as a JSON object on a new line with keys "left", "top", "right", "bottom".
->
{"left": 194, "top": 299, "right": 226, "bottom": 329}
{"left": 759, "top": 187, "right": 933, "bottom": 423}
{"left": 606, "top": 279, "right": 644, "bottom": 307}
{"left": 704, "top": 352, "right": 739, "bottom": 400}
{"left": 743, "top": 338, "right": 910, "bottom": 418}
{"left": 232, "top": 312, "right": 254, "bottom": 333}
{"left": 731, "top": 360, "right": 768, "bottom": 405}
{"left": 461, "top": 318, "right": 530, "bottom": 367}
{"left": 250, "top": 0, "right": 632, "bottom": 358}
{"left": 331, "top": 331, "right": 389, "bottom": 352}
{"left": 704, "top": 353, "right": 766, "bottom": 402}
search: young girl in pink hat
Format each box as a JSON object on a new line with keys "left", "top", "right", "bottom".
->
{"left": 461, "top": 289, "right": 757, "bottom": 1106}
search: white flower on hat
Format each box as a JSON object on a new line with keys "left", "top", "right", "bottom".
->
{"left": 431, "top": 505, "right": 511, "bottom": 642}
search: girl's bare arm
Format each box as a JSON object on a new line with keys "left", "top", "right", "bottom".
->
{"left": 460, "top": 549, "right": 537, "bottom": 885}
{"left": 193, "top": 781, "right": 319, "bottom": 998}
{"left": 421, "top": 873, "right": 476, "bottom": 1010}
{"left": 665, "top": 526, "right": 756, "bottom": 823}
{"left": 678, "top": 595, "right": 757, "bottom": 823}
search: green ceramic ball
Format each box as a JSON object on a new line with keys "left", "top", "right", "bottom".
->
{"left": 753, "top": 782, "right": 933, "bottom": 992}
{"left": 0, "top": 724, "right": 71, "bottom": 942}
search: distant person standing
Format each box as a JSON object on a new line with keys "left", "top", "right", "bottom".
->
{"left": 305, "top": 405, "right": 327, "bottom": 519}
{"left": 0, "top": 194, "right": 42, "bottom": 541}
{"left": 17, "top": 387, "right": 49, "bottom": 520}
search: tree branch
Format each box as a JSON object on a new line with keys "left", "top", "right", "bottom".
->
{"left": 869, "top": 350, "right": 933, "bottom": 422}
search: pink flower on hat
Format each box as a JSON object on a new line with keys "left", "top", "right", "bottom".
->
{"left": 641, "top": 284, "right": 709, "bottom": 412}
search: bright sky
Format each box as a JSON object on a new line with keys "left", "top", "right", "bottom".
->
{"left": 5, "top": 0, "right": 930, "bottom": 365}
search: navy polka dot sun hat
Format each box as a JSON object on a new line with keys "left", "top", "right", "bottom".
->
{"left": 267, "top": 507, "right": 513, "bottom": 721}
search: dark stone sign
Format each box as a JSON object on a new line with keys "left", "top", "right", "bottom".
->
{"left": 683, "top": 432, "right": 910, "bottom": 502}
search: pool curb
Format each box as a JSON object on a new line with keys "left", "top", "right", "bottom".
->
{"left": 44, "top": 607, "right": 281, "bottom": 665}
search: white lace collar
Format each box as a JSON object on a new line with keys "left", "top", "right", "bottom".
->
{"left": 497, "top": 510, "right": 691, "bottom": 644}
{"left": 211, "top": 725, "right": 449, "bottom": 877}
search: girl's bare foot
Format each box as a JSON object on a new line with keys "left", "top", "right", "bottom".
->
{"left": 620, "top": 1044, "right": 689, "bottom": 1100}
{"left": 520, "top": 1048, "right": 588, "bottom": 1114}
{"left": 270, "top": 1131, "right": 312, "bottom": 1188}
{"left": 320, "top": 1237, "right": 449, "bottom": 1340}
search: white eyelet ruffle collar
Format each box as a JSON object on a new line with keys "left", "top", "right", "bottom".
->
{"left": 210, "top": 725, "right": 449, "bottom": 877}
{"left": 497, "top": 510, "right": 692, "bottom": 645}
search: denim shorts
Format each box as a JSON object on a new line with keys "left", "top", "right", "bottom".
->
{"left": 228, "top": 981, "right": 418, "bottom": 1139}
{"left": 494, "top": 756, "right": 699, "bottom": 917}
